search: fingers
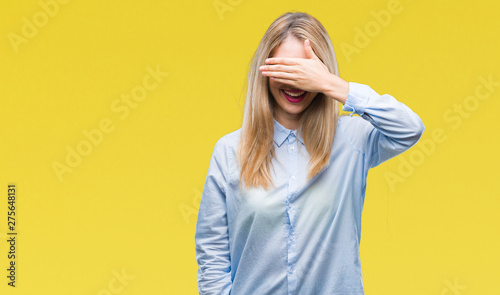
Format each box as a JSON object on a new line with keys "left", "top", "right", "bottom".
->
{"left": 265, "top": 57, "right": 299, "bottom": 65}
{"left": 304, "top": 39, "right": 319, "bottom": 60}
{"left": 259, "top": 64, "right": 294, "bottom": 73}
{"left": 261, "top": 70, "right": 295, "bottom": 80}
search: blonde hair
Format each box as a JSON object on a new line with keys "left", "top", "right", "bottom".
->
{"left": 237, "top": 11, "right": 342, "bottom": 191}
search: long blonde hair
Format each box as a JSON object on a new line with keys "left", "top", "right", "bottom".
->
{"left": 237, "top": 11, "right": 341, "bottom": 191}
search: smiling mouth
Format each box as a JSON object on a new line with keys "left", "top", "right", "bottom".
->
{"left": 281, "top": 89, "right": 307, "bottom": 103}
{"left": 283, "top": 89, "right": 306, "bottom": 95}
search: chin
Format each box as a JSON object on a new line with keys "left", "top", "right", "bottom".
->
{"left": 283, "top": 105, "right": 307, "bottom": 115}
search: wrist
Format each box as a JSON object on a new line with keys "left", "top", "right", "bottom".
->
{"left": 323, "top": 74, "right": 349, "bottom": 104}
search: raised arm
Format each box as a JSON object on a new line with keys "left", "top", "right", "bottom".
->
{"left": 340, "top": 82, "right": 425, "bottom": 168}
{"left": 194, "top": 137, "right": 232, "bottom": 295}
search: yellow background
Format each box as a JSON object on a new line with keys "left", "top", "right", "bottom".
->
{"left": 1, "top": 0, "right": 498, "bottom": 294}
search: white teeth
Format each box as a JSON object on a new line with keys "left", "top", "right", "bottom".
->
{"left": 283, "top": 90, "right": 306, "bottom": 97}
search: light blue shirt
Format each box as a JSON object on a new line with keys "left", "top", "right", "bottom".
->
{"left": 195, "top": 82, "right": 425, "bottom": 294}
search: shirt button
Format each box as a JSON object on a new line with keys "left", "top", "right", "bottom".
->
{"left": 290, "top": 175, "right": 295, "bottom": 180}
{"left": 288, "top": 267, "right": 293, "bottom": 274}
{"left": 290, "top": 145, "right": 294, "bottom": 150}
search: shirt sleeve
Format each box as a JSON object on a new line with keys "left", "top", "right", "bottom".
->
{"left": 341, "top": 82, "right": 425, "bottom": 169}
{"left": 194, "top": 136, "right": 232, "bottom": 295}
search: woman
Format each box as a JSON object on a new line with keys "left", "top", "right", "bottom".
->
{"left": 195, "top": 11, "right": 424, "bottom": 294}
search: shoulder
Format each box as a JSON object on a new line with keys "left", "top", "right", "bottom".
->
{"left": 208, "top": 128, "right": 241, "bottom": 180}
{"left": 212, "top": 127, "right": 241, "bottom": 156}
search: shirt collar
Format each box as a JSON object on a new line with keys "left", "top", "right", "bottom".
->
{"left": 273, "top": 118, "right": 305, "bottom": 147}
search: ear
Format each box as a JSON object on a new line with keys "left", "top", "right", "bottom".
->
{"left": 304, "top": 39, "right": 320, "bottom": 60}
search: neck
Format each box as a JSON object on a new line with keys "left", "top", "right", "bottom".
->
{"left": 273, "top": 111, "right": 300, "bottom": 130}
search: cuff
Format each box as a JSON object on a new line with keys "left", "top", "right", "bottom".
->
{"left": 341, "top": 82, "right": 372, "bottom": 117}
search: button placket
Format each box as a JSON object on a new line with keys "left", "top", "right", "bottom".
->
{"left": 285, "top": 129, "right": 299, "bottom": 292}
{"left": 286, "top": 131, "right": 295, "bottom": 283}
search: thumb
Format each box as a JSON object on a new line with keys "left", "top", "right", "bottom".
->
{"left": 304, "top": 39, "right": 319, "bottom": 60}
